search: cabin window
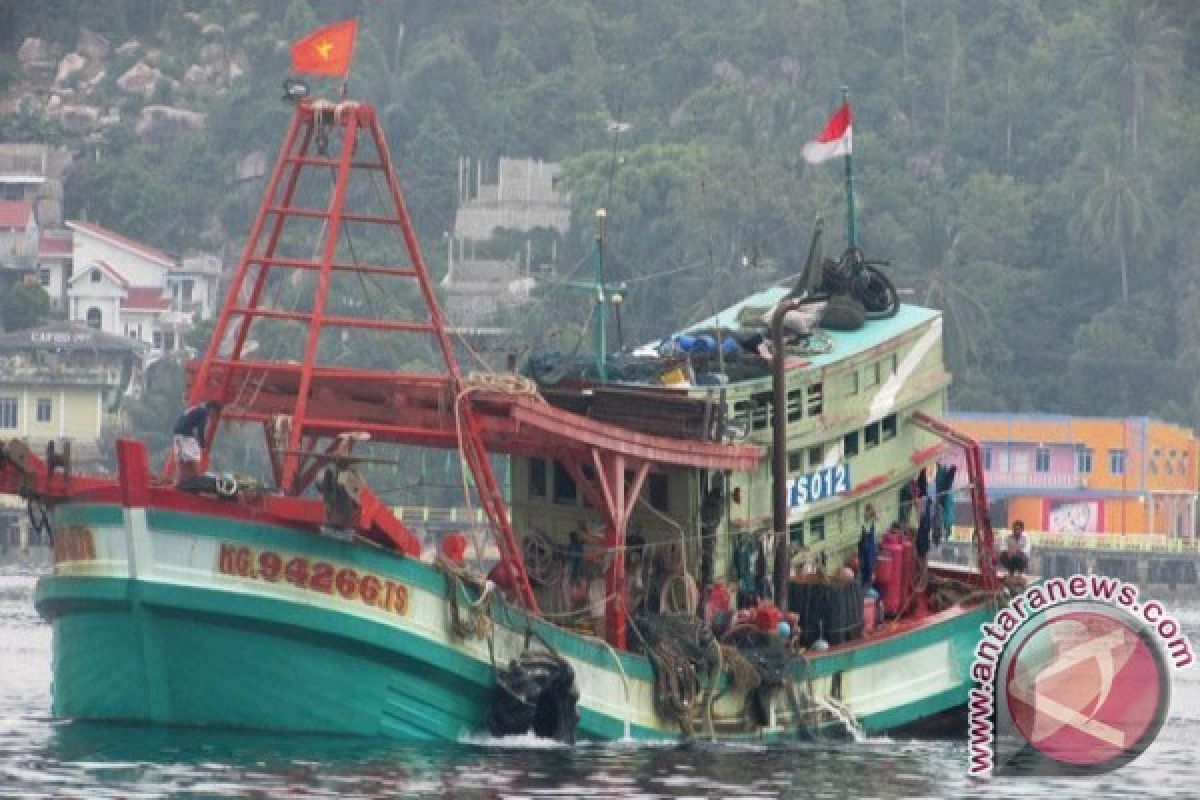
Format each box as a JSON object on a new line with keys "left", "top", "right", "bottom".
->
{"left": 529, "top": 458, "right": 547, "bottom": 497}
{"left": 865, "top": 362, "right": 880, "bottom": 388}
{"left": 1035, "top": 446, "right": 1051, "bottom": 473}
{"left": 808, "top": 444, "right": 823, "bottom": 467}
{"left": 0, "top": 397, "right": 17, "bottom": 429}
{"left": 788, "top": 451, "right": 803, "bottom": 472}
{"left": 788, "top": 520, "right": 805, "bottom": 546}
{"left": 36, "top": 397, "right": 51, "bottom": 422}
{"left": 645, "top": 472, "right": 669, "bottom": 512}
{"left": 843, "top": 431, "right": 859, "bottom": 458}
{"left": 163, "top": 331, "right": 176, "bottom": 350}
{"left": 787, "top": 387, "right": 804, "bottom": 422}
{"left": 85, "top": 307, "right": 102, "bottom": 329}
{"left": 90, "top": 269, "right": 102, "bottom": 282}
{"left": 38, "top": 269, "right": 50, "bottom": 287}
{"left": 806, "top": 382, "right": 823, "bottom": 416}
{"left": 1109, "top": 449, "right": 1126, "bottom": 476}
{"left": 1076, "top": 446, "right": 1093, "bottom": 474}
{"left": 888, "top": 353, "right": 898, "bottom": 375}
{"left": 881, "top": 413, "right": 897, "bottom": 441}
{"left": 864, "top": 422, "right": 880, "bottom": 449}
{"left": 552, "top": 460, "right": 577, "bottom": 504}
{"left": 809, "top": 515, "right": 825, "bottom": 542}
{"left": 843, "top": 370, "right": 858, "bottom": 396}
{"left": 744, "top": 390, "right": 772, "bottom": 431}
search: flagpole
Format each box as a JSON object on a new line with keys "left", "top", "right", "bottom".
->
{"left": 841, "top": 85, "right": 857, "bottom": 250}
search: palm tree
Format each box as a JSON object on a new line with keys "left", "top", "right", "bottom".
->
{"left": 1067, "top": 149, "right": 1157, "bottom": 303}
{"left": 1085, "top": 0, "right": 1182, "bottom": 154}
{"left": 910, "top": 207, "right": 993, "bottom": 372}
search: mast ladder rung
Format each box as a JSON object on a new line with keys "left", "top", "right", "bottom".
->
{"left": 227, "top": 306, "right": 436, "bottom": 332}
{"left": 263, "top": 206, "right": 403, "bottom": 226}
{"left": 247, "top": 256, "right": 416, "bottom": 278}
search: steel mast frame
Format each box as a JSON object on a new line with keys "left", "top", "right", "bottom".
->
{"left": 188, "top": 100, "right": 538, "bottom": 609}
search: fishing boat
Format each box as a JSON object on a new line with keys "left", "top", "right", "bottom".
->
{"left": 1, "top": 95, "right": 1005, "bottom": 742}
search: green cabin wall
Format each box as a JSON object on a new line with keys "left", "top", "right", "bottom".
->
{"left": 509, "top": 315, "right": 949, "bottom": 594}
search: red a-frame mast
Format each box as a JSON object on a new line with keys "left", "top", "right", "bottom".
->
{"left": 187, "top": 99, "right": 537, "bottom": 608}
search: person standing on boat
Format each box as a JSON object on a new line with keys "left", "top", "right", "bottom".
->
{"left": 173, "top": 400, "right": 220, "bottom": 484}
{"left": 858, "top": 503, "right": 878, "bottom": 586}
{"left": 998, "top": 520, "right": 1032, "bottom": 575}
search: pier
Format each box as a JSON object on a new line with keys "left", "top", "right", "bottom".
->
{"left": 939, "top": 529, "right": 1200, "bottom": 588}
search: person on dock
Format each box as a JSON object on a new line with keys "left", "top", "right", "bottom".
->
{"left": 999, "top": 520, "right": 1032, "bottom": 575}
{"left": 172, "top": 400, "right": 220, "bottom": 484}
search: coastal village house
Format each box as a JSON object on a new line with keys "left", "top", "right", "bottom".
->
{"left": 0, "top": 322, "right": 146, "bottom": 546}
{"left": 944, "top": 412, "right": 1199, "bottom": 538}
{"left": 0, "top": 200, "right": 38, "bottom": 266}
{"left": 0, "top": 322, "right": 146, "bottom": 462}
{"left": 63, "top": 220, "right": 220, "bottom": 351}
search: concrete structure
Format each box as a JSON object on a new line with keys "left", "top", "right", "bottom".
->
{"left": 453, "top": 157, "right": 571, "bottom": 240}
{"left": 444, "top": 157, "right": 569, "bottom": 327}
{"left": 0, "top": 200, "right": 38, "bottom": 266}
{"left": 65, "top": 220, "right": 220, "bottom": 351}
{"left": 0, "top": 143, "right": 69, "bottom": 226}
{"left": 945, "top": 412, "right": 1198, "bottom": 538}
{"left": 36, "top": 228, "right": 73, "bottom": 307}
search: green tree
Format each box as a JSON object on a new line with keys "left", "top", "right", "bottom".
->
{"left": 1085, "top": 0, "right": 1182, "bottom": 154}
{"left": 0, "top": 283, "right": 52, "bottom": 332}
{"left": 1067, "top": 146, "right": 1158, "bottom": 303}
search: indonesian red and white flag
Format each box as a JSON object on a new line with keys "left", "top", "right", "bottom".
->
{"left": 802, "top": 102, "right": 853, "bottom": 164}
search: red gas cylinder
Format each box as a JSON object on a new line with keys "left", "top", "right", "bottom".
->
{"left": 879, "top": 536, "right": 908, "bottom": 616}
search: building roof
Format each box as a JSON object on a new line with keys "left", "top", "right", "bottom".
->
{"left": 38, "top": 229, "right": 71, "bottom": 258}
{"left": 0, "top": 200, "right": 33, "bottom": 229}
{"left": 69, "top": 259, "right": 130, "bottom": 288}
{"left": 0, "top": 322, "right": 147, "bottom": 353}
{"left": 66, "top": 220, "right": 177, "bottom": 269}
{"left": 121, "top": 286, "right": 171, "bottom": 311}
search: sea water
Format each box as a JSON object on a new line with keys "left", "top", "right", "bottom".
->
{"left": 1, "top": 568, "right": 1196, "bottom": 799}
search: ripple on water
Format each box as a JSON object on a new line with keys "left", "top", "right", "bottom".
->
{"left": 0, "top": 571, "right": 1198, "bottom": 798}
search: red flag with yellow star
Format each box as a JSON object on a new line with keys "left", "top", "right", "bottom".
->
{"left": 290, "top": 19, "right": 358, "bottom": 78}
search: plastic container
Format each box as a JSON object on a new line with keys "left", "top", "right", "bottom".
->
{"left": 863, "top": 596, "right": 878, "bottom": 632}
{"left": 660, "top": 367, "right": 687, "bottom": 385}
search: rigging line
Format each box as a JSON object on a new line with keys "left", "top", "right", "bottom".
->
{"left": 357, "top": 169, "right": 496, "bottom": 375}
{"left": 228, "top": 177, "right": 330, "bottom": 414}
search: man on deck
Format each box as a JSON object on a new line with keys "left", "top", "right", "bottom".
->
{"left": 173, "top": 400, "right": 220, "bottom": 484}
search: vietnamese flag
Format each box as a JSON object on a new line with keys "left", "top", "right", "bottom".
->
{"left": 802, "top": 102, "right": 853, "bottom": 164}
{"left": 290, "top": 19, "right": 358, "bottom": 78}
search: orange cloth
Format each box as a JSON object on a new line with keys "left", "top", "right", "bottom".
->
{"left": 290, "top": 19, "right": 358, "bottom": 78}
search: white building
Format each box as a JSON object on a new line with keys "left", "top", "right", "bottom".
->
{"left": 63, "top": 220, "right": 220, "bottom": 352}
{"left": 0, "top": 200, "right": 38, "bottom": 266}
{"left": 37, "top": 228, "right": 72, "bottom": 308}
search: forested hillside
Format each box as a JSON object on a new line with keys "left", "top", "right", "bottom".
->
{"left": 3, "top": 0, "right": 1198, "bottom": 424}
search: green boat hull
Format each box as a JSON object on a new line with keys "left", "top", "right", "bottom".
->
{"left": 36, "top": 502, "right": 993, "bottom": 741}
